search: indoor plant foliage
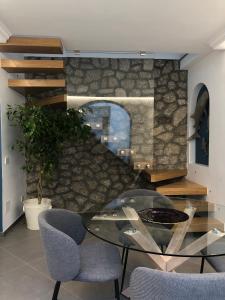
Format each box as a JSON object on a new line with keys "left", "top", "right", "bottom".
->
{"left": 7, "top": 104, "right": 90, "bottom": 229}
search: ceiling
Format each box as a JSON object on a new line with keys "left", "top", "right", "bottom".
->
{"left": 1, "top": 0, "right": 225, "bottom": 54}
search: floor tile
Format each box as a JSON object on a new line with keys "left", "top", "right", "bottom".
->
{"left": 29, "top": 256, "right": 51, "bottom": 279}
{"left": 0, "top": 264, "right": 55, "bottom": 300}
{"left": 0, "top": 218, "right": 40, "bottom": 248}
{"left": 4, "top": 235, "right": 44, "bottom": 263}
{"left": 0, "top": 247, "right": 26, "bottom": 276}
{"left": 63, "top": 280, "right": 116, "bottom": 300}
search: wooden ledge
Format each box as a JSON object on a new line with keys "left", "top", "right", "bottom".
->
{"left": 28, "top": 94, "right": 67, "bottom": 107}
{"left": 156, "top": 179, "right": 208, "bottom": 196}
{"left": 0, "top": 36, "right": 63, "bottom": 54}
{"left": 1, "top": 59, "right": 64, "bottom": 73}
{"left": 145, "top": 169, "right": 187, "bottom": 182}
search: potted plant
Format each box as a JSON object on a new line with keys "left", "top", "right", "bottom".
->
{"left": 7, "top": 104, "right": 90, "bottom": 230}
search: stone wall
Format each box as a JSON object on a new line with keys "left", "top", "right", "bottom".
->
{"left": 27, "top": 135, "right": 152, "bottom": 211}
{"left": 26, "top": 57, "right": 188, "bottom": 211}
{"left": 27, "top": 57, "right": 187, "bottom": 169}
{"left": 153, "top": 60, "right": 187, "bottom": 169}
{"left": 66, "top": 58, "right": 154, "bottom": 97}
{"left": 65, "top": 58, "right": 187, "bottom": 169}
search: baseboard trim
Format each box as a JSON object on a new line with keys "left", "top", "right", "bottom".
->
{"left": 0, "top": 213, "right": 25, "bottom": 236}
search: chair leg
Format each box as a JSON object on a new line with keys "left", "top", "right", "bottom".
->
{"left": 200, "top": 257, "right": 205, "bottom": 273}
{"left": 121, "top": 247, "right": 125, "bottom": 264}
{"left": 114, "top": 279, "right": 120, "bottom": 300}
{"left": 120, "top": 248, "right": 129, "bottom": 293}
{"left": 52, "top": 281, "right": 61, "bottom": 300}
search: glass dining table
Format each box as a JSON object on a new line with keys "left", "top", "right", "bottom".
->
{"left": 81, "top": 194, "right": 225, "bottom": 295}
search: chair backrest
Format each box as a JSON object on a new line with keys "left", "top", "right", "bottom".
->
{"left": 39, "top": 209, "right": 86, "bottom": 282}
{"left": 130, "top": 267, "right": 225, "bottom": 300}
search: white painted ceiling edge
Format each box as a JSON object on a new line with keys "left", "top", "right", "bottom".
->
{"left": 1, "top": 17, "right": 225, "bottom": 64}
{"left": 0, "top": 19, "right": 184, "bottom": 60}
{"left": 180, "top": 27, "right": 225, "bottom": 69}
{"left": 1, "top": 0, "right": 225, "bottom": 53}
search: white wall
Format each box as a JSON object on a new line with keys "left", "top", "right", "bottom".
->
{"left": 0, "top": 53, "right": 26, "bottom": 232}
{"left": 187, "top": 51, "right": 225, "bottom": 205}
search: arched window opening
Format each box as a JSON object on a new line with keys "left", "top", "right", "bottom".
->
{"left": 192, "top": 85, "right": 209, "bottom": 165}
{"left": 81, "top": 101, "right": 131, "bottom": 163}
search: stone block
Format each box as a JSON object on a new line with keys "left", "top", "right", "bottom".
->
{"left": 157, "top": 132, "right": 174, "bottom": 142}
{"left": 163, "top": 92, "right": 176, "bottom": 103}
{"left": 140, "top": 72, "right": 152, "bottom": 79}
{"left": 136, "top": 80, "right": 149, "bottom": 89}
{"left": 108, "top": 77, "right": 119, "bottom": 88}
{"left": 115, "top": 88, "right": 127, "bottom": 97}
{"left": 164, "top": 143, "right": 180, "bottom": 155}
{"left": 84, "top": 70, "right": 101, "bottom": 83}
{"left": 119, "top": 59, "right": 130, "bottom": 72}
{"left": 116, "top": 71, "right": 125, "bottom": 80}
{"left": 129, "top": 89, "right": 141, "bottom": 97}
{"left": 103, "top": 70, "right": 115, "bottom": 77}
{"left": 121, "top": 79, "right": 135, "bottom": 90}
{"left": 143, "top": 60, "right": 154, "bottom": 71}
{"left": 173, "top": 106, "right": 187, "bottom": 126}
{"left": 76, "top": 85, "right": 88, "bottom": 94}
{"left": 164, "top": 103, "right": 177, "bottom": 117}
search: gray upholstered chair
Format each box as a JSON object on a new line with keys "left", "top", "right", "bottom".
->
{"left": 130, "top": 267, "right": 225, "bottom": 300}
{"left": 39, "top": 209, "right": 122, "bottom": 300}
{"left": 202, "top": 238, "right": 225, "bottom": 272}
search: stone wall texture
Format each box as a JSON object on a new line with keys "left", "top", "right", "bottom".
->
{"left": 66, "top": 58, "right": 154, "bottom": 97}
{"left": 153, "top": 60, "right": 187, "bottom": 169}
{"left": 26, "top": 57, "right": 187, "bottom": 210}
{"left": 27, "top": 136, "right": 153, "bottom": 211}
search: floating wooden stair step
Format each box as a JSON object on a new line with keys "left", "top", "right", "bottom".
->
{"left": 8, "top": 79, "right": 66, "bottom": 95}
{"left": 145, "top": 169, "right": 187, "bottom": 182}
{"left": 0, "top": 36, "right": 63, "bottom": 54}
{"left": 1, "top": 59, "right": 64, "bottom": 73}
{"left": 156, "top": 179, "right": 207, "bottom": 196}
{"left": 187, "top": 217, "right": 224, "bottom": 233}
{"left": 29, "top": 94, "right": 67, "bottom": 107}
{"left": 172, "top": 199, "right": 215, "bottom": 213}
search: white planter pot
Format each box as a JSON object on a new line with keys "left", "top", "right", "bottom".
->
{"left": 23, "top": 198, "right": 52, "bottom": 230}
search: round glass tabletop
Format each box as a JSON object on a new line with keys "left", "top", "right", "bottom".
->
{"left": 82, "top": 195, "right": 225, "bottom": 259}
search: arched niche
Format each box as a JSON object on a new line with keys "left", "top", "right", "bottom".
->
{"left": 81, "top": 100, "right": 131, "bottom": 162}
{"left": 189, "top": 83, "right": 209, "bottom": 165}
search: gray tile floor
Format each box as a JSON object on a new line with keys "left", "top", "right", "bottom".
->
{"left": 0, "top": 217, "right": 215, "bottom": 300}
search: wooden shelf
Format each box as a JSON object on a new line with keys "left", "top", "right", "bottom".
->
{"left": 156, "top": 179, "right": 208, "bottom": 196}
{"left": 29, "top": 94, "right": 67, "bottom": 107}
{"left": 145, "top": 169, "right": 187, "bottom": 182}
{"left": 8, "top": 79, "right": 66, "bottom": 95}
{"left": 172, "top": 199, "right": 215, "bottom": 213}
{"left": 0, "top": 36, "right": 63, "bottom": 54}
{"left": 188, "top": 217, "right": 224, "bottom": 233}
{"left": 1, "top": 59, "right": 64, "bottom": 73}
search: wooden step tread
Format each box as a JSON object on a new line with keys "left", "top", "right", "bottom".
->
{"left": 0, "top": 36, "right": 63, "bottom": 54}
{"left": 1, "top": 59, "right": 64, "bottom": 73}
{"left": 173, "top": 199, "right": 214, "bottom": 213}
{"left": 8, "top": 79, "right": 66, "bottom": 95}
{"left": 156, "top": 179, "right": 207, "bottom": 196}
{"left": 28, "top": 94, "right": 67, "bottom": 107}
{"left": 188, "top": 217, "right": 224, "bottom": 233}
{"left": 145, "top": 169, "right": 187, "bottom": 182}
